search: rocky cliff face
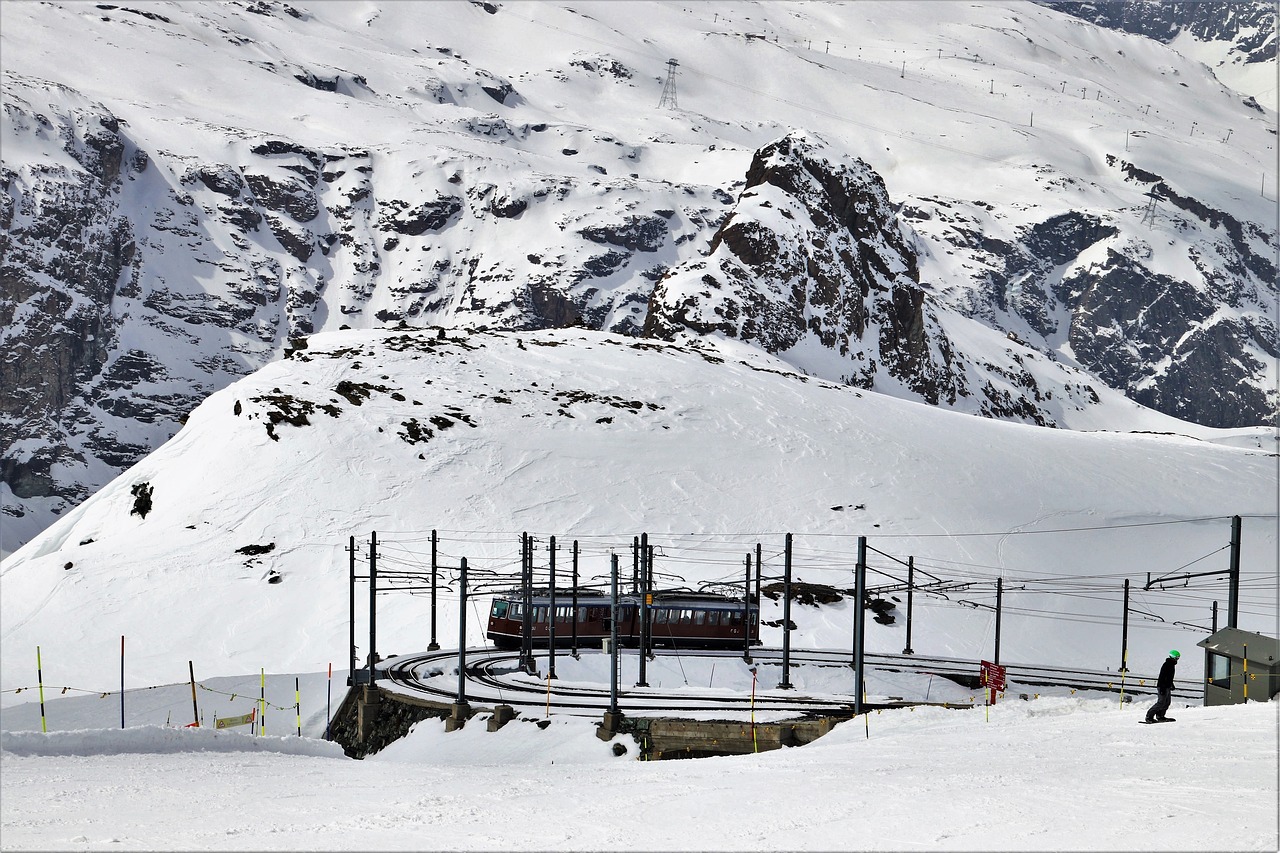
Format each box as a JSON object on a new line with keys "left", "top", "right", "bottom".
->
{"left": 901, "top": 155, "right": 1278, "bottom": 429}
{"left": 0, "top": 73, "right": 727, "bottom": 546}
{"left": 642, "top": 132, "right": 1181, "bottom": 426}
{"left": 645, "top": 132, "right": 968, "bottom": 406}
{"left": 1041, "top": 0, "right": 1276, "bottom": 65}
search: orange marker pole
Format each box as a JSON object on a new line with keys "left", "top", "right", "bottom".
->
{"left": 325, "top": 663, "right": 333, "bottom": 741}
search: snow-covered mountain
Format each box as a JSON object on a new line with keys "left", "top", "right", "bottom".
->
{"left": 2, "top": 0, "right": 1277, "bottom": 555}
{"left": 2, "top": 326, "right": 1275, "bottom": 700}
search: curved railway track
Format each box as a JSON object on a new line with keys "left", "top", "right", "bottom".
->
{"left": 381, "top": 646, "right": 1200, "bottom": 716}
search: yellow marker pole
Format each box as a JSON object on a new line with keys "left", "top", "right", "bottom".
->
{"left": 1243, "top": 644, "right": 1248, "bottom": 702}
{"left": 295, "top": 677, "right": 301, "bottom": 737}
{"left": 36, "top": 646, "right": 48, "bottom": 733}
{"left": 259, "top": 669, "right": 266, "bottom": 736}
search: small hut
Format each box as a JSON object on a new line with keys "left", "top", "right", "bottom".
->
{"left": 1195, "top": 628, "right": 1280, "bottom": 706}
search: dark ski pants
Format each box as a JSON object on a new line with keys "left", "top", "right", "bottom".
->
{"left": 1147, "top": 688, "right": 1172, "bottom": 721}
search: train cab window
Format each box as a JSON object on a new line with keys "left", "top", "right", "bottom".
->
{"left": 492, "top": 601, "right": 509, "bottom": 619}
{"left": 694, "top": 610, "right": 706, "bottom": 625}
{"left": 510, "top": 603, "right": 522, "bottom": 619}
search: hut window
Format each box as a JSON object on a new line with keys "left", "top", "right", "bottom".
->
{"left": 1209, "top": 653, "right": 1232, "bottom": 689}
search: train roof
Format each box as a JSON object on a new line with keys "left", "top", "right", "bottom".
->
{"left": 491, "top": 589, "right": 751, "bottom": 607}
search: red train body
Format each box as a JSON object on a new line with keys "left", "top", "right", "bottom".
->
{"left": 486, "top": 589, "right": 759, "bottom": 650}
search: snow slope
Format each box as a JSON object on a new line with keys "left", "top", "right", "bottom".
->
{"left": 1, "top": 698, "right": 1276, "bottom": 851}
{"left": 2, "top": 327, "right": 1275, "bottom": 702}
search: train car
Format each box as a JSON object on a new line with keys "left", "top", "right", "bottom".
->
{"left": 485, "top": 588, "right": 758, "bottom": 650}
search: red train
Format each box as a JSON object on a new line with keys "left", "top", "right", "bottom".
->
{"left": 486, "top": 589, "right": 759, "bottom": 650}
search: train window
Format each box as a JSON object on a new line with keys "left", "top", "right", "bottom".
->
{"left": 653, "top": 609, "right": 667, "bottom": 624}
{"left": 707, "top": 611, "right": 719, "bottom": 625}
{"left": 535, "top": 606, "right": 547, "bottom": 623}
{"left": 510, "top": 604, "right": 522, "bottom": 619}
{"left": 694, "top": 610, "right": 706, "bottom": 625}
{"left": 730, "top": 611, "right": 742, "bottom": 625}
{"left": 492, "top": 601, "right": 509, "bottom": 618}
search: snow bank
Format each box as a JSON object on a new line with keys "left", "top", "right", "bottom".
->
{"left": 0, "top": 725, "right": 345, "bottom": 758}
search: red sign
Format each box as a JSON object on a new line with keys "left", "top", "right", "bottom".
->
{"left": 980, "top": 660, "right": 1007, "bottom": 691}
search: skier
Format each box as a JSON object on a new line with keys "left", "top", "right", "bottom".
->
{"left": 1145, "top": 650, "right": 1180, "bottom": 723}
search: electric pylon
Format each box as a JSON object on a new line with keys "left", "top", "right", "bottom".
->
{"left": 658, "top": 58, "right": 679, "bottom": 110}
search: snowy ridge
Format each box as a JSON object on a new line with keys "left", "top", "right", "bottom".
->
{"left": 2, "top": 327, "right": 1275, "bottom": 703}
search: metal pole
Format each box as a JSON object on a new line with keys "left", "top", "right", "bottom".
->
{"left": 548, "top": 536, "right": 558, "bottom": 680}
{"left": 994, "top": 577, "right": 1003, "bottom": 666}
{"left": 1228, "top": 515, "right": 1241, "bottom": 628}
{"left": 648, "top": 544, "right": 657, "bottom": 658}
{"left": 854, "top": 537, "right": 866, "bottom": 715}
{"left": 747, "top": 540, "right": 757, "bottom": 601}
{"left": 521, "top": 533, "right": 534, "bottom": 674}
{"left": 903, "top": 557, "right": 915, "bottom": 654}
{"left": 637, "top": 534, "right": 649, "bottom": 687}
{"left": 779, "top": 533, "right": 793, "bottom": 689}
{"left": 608, "top": 553, "right": 620, "bottom": 715}
{"left": 743, "top": 553, "right": 753, "bottom": 663}
{"left": 1120, "top": 579, "right": 1130, "bottom": 672}
{"left": 1207, "top": 600, "right": 1218, "bottom": 700}
{"left": 456, "top": 557, "right": 468, "bottom": 706}
{"left": 429, "top": 529, "right": 439, "bottom": 650}
{"left": 348, "top": 535, "right": 356, "bottom": 684}
{"left": 572, "top": 540, "right": 580, "bottom": 655}
{"left": 368, "top": 531, "right": 377, "bottom": 685}
{"left": 120, "top": 635, "right": 125, "bottom": 729}
{"left": 189, "top": 660, "right": 200, "bottom": 727}
{"left": 632, "top": 536, "right": 639, "bottom": 594}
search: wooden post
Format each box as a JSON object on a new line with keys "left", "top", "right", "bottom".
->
{"left": 189, "top": 661, "right": 200, "bottom": 728}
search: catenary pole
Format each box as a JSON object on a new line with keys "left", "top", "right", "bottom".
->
{"left": 1120, "top": 579, "right": 1130, "bottom": 672}
{"left": 743, "top": 552, "right": 753, "bottom": 663}
{"left": 608, "top": 553, "right": 620, "bottom": 715}
{"left": 572, "top": 540, "right": 580, "bottom": 655}
{"left": 903, "top": 557, "right": 915, "bottom": 654}
{"left": 429, "top": 529, "right": 440, "bottom": 651}
{"left": 548, "top": 536, "right": 558, "bottom": 680}
{"left": 854, "top": 537, "right": 867, "bottom": 715}
{"left": 779, "top": 533, "right": 793, "bottom": 689}
{"left": 368, "top": 531, "right": 377, "bottom": 685}
{"left": 1228, "top": 515, "right": 1241, "bottom": 628}
{"left": 456, "top": 557, "right": 468, "bottom": 706}
{"left": 348, "top": 535, "right": 356, "bottom": 684}
{"left": 637, "top": 533, "right": 649, "bottom": 687}
{"left": 994, "top": 577, "right": 1003, "bottom": 666}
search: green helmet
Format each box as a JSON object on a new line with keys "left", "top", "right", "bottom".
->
{"left": 1169, "top": 650, "right": 1180, "bottom": 658}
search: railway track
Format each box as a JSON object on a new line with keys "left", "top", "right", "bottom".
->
{"left": 380, "top": 646, "right": 1200, "bottom": 716}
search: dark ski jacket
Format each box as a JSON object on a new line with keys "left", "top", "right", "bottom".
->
{"left": 1156, "top": 657, "right": 1177, "bottom": 691}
